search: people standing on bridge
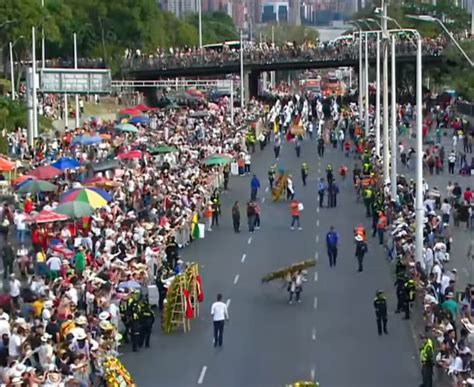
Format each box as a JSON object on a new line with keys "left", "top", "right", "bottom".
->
{"left": 373, "top": 290, "right": 388, "bottom": 336}
{"left": 301, "top": 162, "right": 309, "bottom": 186}
{"left": 326, "top": 226, "right": 339, "bottom": 267}
{"left": 211, "top": 293, "right": 229, "bottom": 348}
{"left": 250, "top": 174, "right": 260, "bottom": 201}
{"left": 232, "top": 201, "right": 240, "bottom": 233}
{"left": 355, "top": 235, "right": 368, "bottom": 272}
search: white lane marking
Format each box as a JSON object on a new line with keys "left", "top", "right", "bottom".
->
{"left": 312, "top": 327, "right": 317, "bottom": 340}
{"left": 265, "top": 187, "right": 269, "bottom": 192}
{"left": 315, "top": 251, "right": 319, "bottom": 260}
{"left": 317, "top": 207, "right": 320, "bottom": 213}
{"left": 226, "top": 299, "right": 231, "bottom": 308}
{"left": 314, "top": 272, "right": 318, "bottom": 282}
{"left": 316, "top": 235, "right": 319, "bottom": 243}
{"left": 310, "top": 368, "right": 315, "bottom": 381}
{"left": 233, "top": 274, "right": 240, "bottom": 284}
{"left": 248, "top": 237, "right": 252, "bottom": 244}
{"left": 262, "top": 197, "right": 266, "bottom": 204}
{"left": 241, "top": 253, "right": 246, "bottom": 263}
{"left": 316, "top": 219, "right": 320, "bottom": 227}
{"left": 314, "top": 296, "right": 318, "bottom": 309}
{"left": 198, "top": 366, "right": 207, "bottom": 384}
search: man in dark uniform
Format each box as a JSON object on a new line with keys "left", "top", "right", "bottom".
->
{"left": 373, "top": 290, "right": 388, "bottom": 335}
{"left": 128, "top": 291, "right": 142, "bottom": 352}
{"left": 355, "top": 235, "right": 368, "bottom": 272}
{"left": 394, "top": 273, "right": 407, "bottom": 314}
{"left": 223, "top": 164, "right": 230, "bottom": 190}
{"left": 138, "top": 299, "right": 155, "bottom": 348}
{"left": 165, "top": 237, "right": 179, "bottom": 268}
{"left": 231, "top": 201, "right": 240, "bottom": 233}
{"left": 403, "top": 278, "right": 417, "bottom": 319}
{"left": 301, "top": 162, "right": 309, "bottom": 186}
{"left": 268, "top": 166, "right": 276, "bottom": 189}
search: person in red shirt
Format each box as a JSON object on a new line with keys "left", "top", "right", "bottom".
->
{"left": 464, "top": 187, "right": 473, "bottom": 203}
{"left": 290, "top": 199, "right": 302, "bottom": 230}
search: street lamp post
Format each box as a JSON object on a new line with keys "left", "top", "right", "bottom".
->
{"left": 364, "top": 32, "right": 369, "bottom": 133}
{"left": 390, "top": 34, "right": 397, "bottom": 199}
{"left": 382, "top": 5, "right": 390, "bottom": 183}
{"left": 74, "top": 33, "right": 80, "bottom": 128}
{"left": 41, "top": 0, "right": 45, "bottom": 69}
{"left": 32, "top": 27, "right": 38, "bottom": 140}
{"left": 415, "top": 34, "right": 423, "bottom": 264}
{"left": 198, "top": 0, "right": 203, "bottom": 49}
{"left": 375, "top": 32, "right": 381, "bottom": 156}
{"left": 240, "top": 29, "right": 244, "bottom": 108}
{"left": 9, "top": 36, "right": 24, "bottom": 101}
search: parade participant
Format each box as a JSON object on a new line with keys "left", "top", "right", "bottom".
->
{"left": 232, "top": 201, "right": 241, "bottom": 233}
{"left": 211, "top": 197, "right": 220, "bottom": 228}
{"left": 373, "top": 290, "right": 388, "bottom": 335}
{"left": 288, "top": 271, "right": 303, "bottom": 304}
{"left": 290, "top": 199, "right": 302, "bottom": 231}
{"left": 211, "top": 293, "right": 229, "bottom": 348}
{"left": 326, "top": 165, "right": 334, "bottom": 184}
{"left": 376, "top": 211, "right": 388, "bottom": 245}
{"left": 326, "top": 226, "right": 339, "bottom": 267}
{"left": 247, "top": 201, "right": 257, "bottom": 233}
{"left": 295, "top": 136, "right": 302, "bottom": 158}
{"left": 138, "top": 299, "right": 155, "bottom": 349}
{"left": 318, "top": 178, "right": 326, "bottom": 208}
{"left": 354, "top": 224, "right": 367, "bottom": 242}
{"left": 301, "top": 162, "right": 309, "bottom": 186}
{"left": 268, "top": 165, "right": 276, "bottom": 188}
{"left": 363, "top": 186, "right": 374, "bottom": 217}
{"left": 355, "top": 235, "right": 368, "bottom": 272}
{"left": 327, "top": 182, "right": 339, "bottom": 208}
{"left": 250, "top": 174, "right": 261, "bottom": 201}
{"left": 317, "top": 136, "right": 325, "bottom": 157}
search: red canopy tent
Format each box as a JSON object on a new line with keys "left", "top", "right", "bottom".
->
{"left": 29, "top": 165, "right": 62, "bottom": 180}
{"left": 26, "top": 210, "right": 69, "bottom": 224}
{"left": 0, "top": 157, "right": 16, "bottom": 172}
{"left": 119, "top": 108, "right": 143, "bottom": 117}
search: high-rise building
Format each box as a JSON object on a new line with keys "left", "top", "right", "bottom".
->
{"left": 163, "top": 0, "right": 198, "bottom": 18}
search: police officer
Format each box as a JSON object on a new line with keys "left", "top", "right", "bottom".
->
{"left": 326, "top": 165, "right": 333, "bottom": 184}
{"left": 394, "top": 272, "right": 407, "bottom": 314}
{"left": 363, "top": 187, "right": 373, "bottom": 217}
{"left": 211, "top": 197, "right": 220, "bottom": 228}
{"left": 119, "top": 295, "right": 130, "bottom": 343}
{"left": 317, "top": 136, "right": 325, "bottom": 157}
{"left": 373, "top": 290, "right": 388, "bottom": 335}
{"left": 403, "top": 278, "right": 417, "bottom": 319}
{"left": 301, "top": 163, "right": 309, "bottom": 186}
{"left": 128, "top": 290, "right": 142, "bottom": 352}
{"left": 139, "top": 299, "right": 155, "bottom": 348}
{"left": 165, "top": 237, "right": 179, "bottom": 268}
{"left": 420, "top": 335, "right": 434, "bottom": 387}
{"left": 223, "top": 164, "right": 230, "bottom": 191}
{"left": 246, "top": 130, "right": 256, "bottom": 153}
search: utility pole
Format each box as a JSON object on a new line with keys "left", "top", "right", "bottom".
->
{"left": 382, "top": 0, "right": 390, "bottom": 182}
{"left": 390, "top": 34, "right": 397, "bottom": 199}
{"left": 375, "top": 32, "right": 381, "bottom": 156}
{"left": 74, "top": 33, "right": 80, "bottom": 128}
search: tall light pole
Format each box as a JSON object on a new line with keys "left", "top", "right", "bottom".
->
{"left": 270, "top": 25, "right": 275, "bottom": 88}
{"left": 74, "top": 33, "right": 80, "bottom": 128}
{"left": 32, "top": 27, "right": 38, "bottom": 140}
{"left": 240, "top": 29, "right": 244, "bottom": 108}
{"left": 198, "top": 0, "right": 203, "bottom": 49}
{"left": 9, "top": 36, "right": 24, "bottom": 101}
{"left": 390, "top": 34, "right": 397, "bottom": 199}
{"left": 364, "top": 32, "right": 369, "bottom": 133}
{"left": 407, "top": 14, "right": 474, "bottom": 67}
{"left": 415, "top": 34, "right": 423, "bottom": 264}
{"left": 382, "top": 1, "right": 390, "bottom": 183}
{"left": 375, "top": 32, "right": 381, "bottom": 156}
{"left": 41, "top": 0, "right": 45, "bottom": 69}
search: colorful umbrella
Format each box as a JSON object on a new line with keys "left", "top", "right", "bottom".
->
{"left": 149, "top": 145, "right": 178, "bottom": 155}
{"left": 128, "top": 116, "right": 149, "bottom": 125}
{"left": 118, "top": 150, "right": 143, "bottom": 160}
{"left": 134, "top": 104, "right": 154, "bottom": 112}
{"left": 115, "top": 123, "right": 139, "bottom": 133}
{"left": 202, "top": 154, "right": 232, "bottom": 166}
{"left": 11, "top": 175, "right": 36, "bottom": 187}
{"left": 16, "top": 179, "right": 56, "bottom": 194}
{"left": 54, "top": 202, "right": 94, "bottom": 218}
{"left": 26, "top": 210, "right": 69, "bottom": 224}
{"left": 71, "top": 135, "right": 103, "bottom": 146}
{"left": 52, "top": 157, "right": 80, "bottom": 171}
{"left": 61, "top": 187, "right": 112, "bottom": 209}
{"left": 119, "top": 108, "right": 142, "bottom": 116}
{"left": 83, "top": 176, "right": 122, "bottom": 189}
{"left": 29, "top": 165, "right": 62, "bottom": 180}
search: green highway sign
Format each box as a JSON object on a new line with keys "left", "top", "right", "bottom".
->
{"left": 39, "top": 68, "right": 112, "bottom": 94}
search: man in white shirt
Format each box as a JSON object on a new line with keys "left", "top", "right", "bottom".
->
{"left": 210, "top": 293, "right": 229, "bottom": 348}
{"left": 9, "top": 274, "right": 21, "bottom": 307}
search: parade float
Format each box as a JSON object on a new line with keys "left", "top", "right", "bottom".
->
{"left": 103, "top": 356, "right": 135, "bottom": 387}
{"left": 272, "top": 167, "right": 289, "bottom": 202}
{"left": 162, "top": 262, "right": 203, "bottom": 333}
{"left": 262, "top": 259, "right": 316, "bottom": 283}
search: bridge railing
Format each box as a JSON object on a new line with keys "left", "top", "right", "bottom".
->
{"left": 457, "top": 101, "right": 474, "bottom": 117}
{"left": 122, "top": 42, "right": 444, "bottom": 72}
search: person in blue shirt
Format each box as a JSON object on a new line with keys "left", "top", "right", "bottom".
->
{"left": 318, "top": 178, "right": 326, "bottom": 208}
{"left": 326, "top": 226, "right": 339, "bottom": 267}
{"left": 250, "top": 174, "right": 260, "bottom": 201}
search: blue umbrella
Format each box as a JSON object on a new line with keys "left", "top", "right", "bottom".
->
{"left": 72, "top": 135, "right": 103, "bottom": 146}
{"left": 52, "top": 157, "right": 80, "bottom": 170}
{"left": 128, "top": 116, "right": 149, "bottom": 125}
{"left": 118, "top": 280, "right": 141, "bottom": 290}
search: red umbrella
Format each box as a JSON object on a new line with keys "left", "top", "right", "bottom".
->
{"left": 11, "top": 175, "right": 37, "bottom": 187}
{"left": 26, "top": 210, "right": 69, "bottom": 224}
{"left": 134, "top": 104, "right": 152, "bottom": 112}
{"left": 117, "top": 150, "right": 143, "bottom": 160}
{"left": 29, "top": 165, "right": 62, "bottom": 180}
{"left": 119, "top": 108, "right": 142, "bottom": 116}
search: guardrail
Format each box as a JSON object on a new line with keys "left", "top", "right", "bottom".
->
{"left": 457, "top": 101, "right": 474, "bottom": 117}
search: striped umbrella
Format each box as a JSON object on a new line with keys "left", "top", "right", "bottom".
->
{"left": 60, "top": 187, "right": 112, "bottom": 209}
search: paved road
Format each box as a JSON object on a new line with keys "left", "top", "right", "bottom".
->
{"left": 122, "top": 133, "right": 420, "bottom": 387}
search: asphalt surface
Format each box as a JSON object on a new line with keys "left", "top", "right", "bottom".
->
{"left": 121, "top": 132, "right": 421, "bottom": 387}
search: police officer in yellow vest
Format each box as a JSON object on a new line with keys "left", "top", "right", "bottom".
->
{"left": 373, "top": 290, "right": 388, "bottom": 335}
{"left": 128, "top": 290, "right": 142, "bottom": 352}
{"left": 403, "top": 278, "right": 416, "bottom": 319}
{"left": 363, "top": 187, "right": 373, "bottom": 217}
{"left": 246, "top": 130, "right": 256, "bottom": 153}
{"left": 420, "top": 335, "right": 434, "bottom": 387}
{"left": 119, "top": 295, "right": 130, "bottom": 343}
{"left": 138, "top": 299, "right": 155, "bottom": 349}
